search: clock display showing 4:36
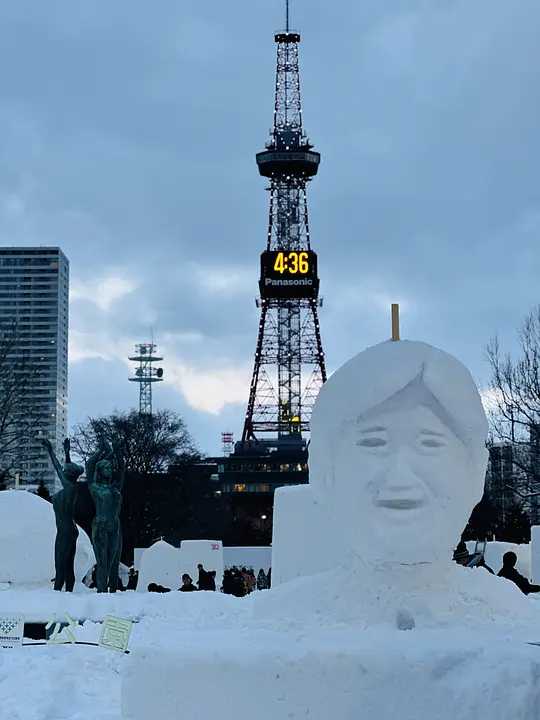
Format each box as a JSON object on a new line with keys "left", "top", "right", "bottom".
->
{"left": 273, "top": 251, "right": 310, "bottom": 275}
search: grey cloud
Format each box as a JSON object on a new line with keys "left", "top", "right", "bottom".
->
{"left": 1, "top": 0, "right": 539, "bottom": 452}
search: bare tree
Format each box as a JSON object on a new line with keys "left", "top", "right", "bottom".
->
{"left": 486, "top": 306, "right": 540, "bottom": 498}
{"left": 0, "top": 321, "right": 40, "bottom": 475}
{"left": 71, "top": 409, "right": 199, "bottom": 474}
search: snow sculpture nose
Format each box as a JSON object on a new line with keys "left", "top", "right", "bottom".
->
{"left": 374, "top": 449, "right": 424, "bottom": 508}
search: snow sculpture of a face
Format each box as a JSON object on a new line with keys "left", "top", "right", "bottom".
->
{"left": 309, "top": 341, "right": 488, "bottom": 566}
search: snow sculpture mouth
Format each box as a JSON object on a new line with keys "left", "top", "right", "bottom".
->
{"left": 375, "top": 498, "right": 424, "bottom": 510}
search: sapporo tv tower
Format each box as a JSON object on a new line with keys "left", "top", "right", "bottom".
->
{"left": 242, "top": 1, "right": 326, "bottom": 446}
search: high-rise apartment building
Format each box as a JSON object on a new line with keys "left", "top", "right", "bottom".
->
{"left": 0, "top": 247, "right": 69, "bottom": 489}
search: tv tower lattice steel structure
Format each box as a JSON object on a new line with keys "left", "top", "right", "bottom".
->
{"left": 242, "top": 8, "right": 326, "bottom": 443}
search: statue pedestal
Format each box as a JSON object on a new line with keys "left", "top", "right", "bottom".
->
{"left": 121, "top": 622, "right": 540, "bottom": 720}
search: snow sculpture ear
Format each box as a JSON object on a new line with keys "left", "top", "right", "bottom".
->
{"left": 322, "top": 465, "right": 335, "bottom": 493}
{"left": 308, "top": 425, "right": 338, "bottom": 500}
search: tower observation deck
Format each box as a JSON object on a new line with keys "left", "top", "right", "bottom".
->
{"left": 242, "top": 8, "right": 326, "bottom": 444}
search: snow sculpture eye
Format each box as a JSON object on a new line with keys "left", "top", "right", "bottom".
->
{"left": 420, "top": 438, "right": 445, "bottom": 448}
{"left": 418, "top": 431, "right": 447, "bottom": 449}
{"left": 356, "top": 437, "right": 387, "bottom": 448}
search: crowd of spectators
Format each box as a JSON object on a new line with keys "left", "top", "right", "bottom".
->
{"left": 222, "top": 566, "right": 271, "bottom": 596}
{"left": 84, "top": 561, "right": 272, "bottom": 595}
{"left": 140, "top": 563, "right": 272, "bottom": 595}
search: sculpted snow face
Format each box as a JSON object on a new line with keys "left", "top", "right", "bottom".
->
{"left": 309, "top": 340, "right": 488, "bottom": 566}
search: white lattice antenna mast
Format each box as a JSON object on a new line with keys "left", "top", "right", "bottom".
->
{"left": 128, "top": 342, "right": 164, "bottom": 415}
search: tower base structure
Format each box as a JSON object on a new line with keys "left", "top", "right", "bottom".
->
{"left": 215, "top": 436, "right": 308, "bottom": 545}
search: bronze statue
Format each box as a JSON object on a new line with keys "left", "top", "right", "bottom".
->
{"left": 40, "top": 438, "right": 84, "bottom": 592}
{"left": 86, "top": 437, "right": 124, "bottom": 593}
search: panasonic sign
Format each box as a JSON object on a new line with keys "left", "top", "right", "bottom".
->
{"left": 265, "top": 278, "right": 314, "bottom": 287}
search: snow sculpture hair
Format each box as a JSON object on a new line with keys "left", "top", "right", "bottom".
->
{"left": 309, "top": 340, "right": 488, "bottom": 566}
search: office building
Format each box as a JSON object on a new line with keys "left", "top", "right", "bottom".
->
{"left": 0, "top": 247, "right": 69, "bottom": 489}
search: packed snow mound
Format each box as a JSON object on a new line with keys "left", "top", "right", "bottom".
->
{"left": 137, "top": 540, "right": 182, "bottom": 591}
{"left": 255, "top": 561, "right": 537, "bottom": 630}
{"left": 0, "top": 584, "right": 246, "bottom": 625}
{"left": 0, "top": 490, "right": 94, "bottom": 585}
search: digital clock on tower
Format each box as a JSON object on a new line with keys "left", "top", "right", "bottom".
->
{"left": 259, "top": 250, "right": 319, "bottom": 299}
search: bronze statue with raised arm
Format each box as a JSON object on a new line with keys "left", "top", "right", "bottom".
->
{"left": 40, "top": 437, "right": 84, "bottom": 591}
{"left": 86, "top": 436, "right": 124, "bottom": 593}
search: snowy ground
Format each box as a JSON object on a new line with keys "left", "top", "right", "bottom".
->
{"left": 3, "top": 575, "right": 540, "bottom": 720}
{"left": 0, "top": 586, "right": 251, "bottom": 720}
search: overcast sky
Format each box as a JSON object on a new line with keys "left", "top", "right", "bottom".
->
{"left": 1, "top": 1, "right": 539, "bottom": 454}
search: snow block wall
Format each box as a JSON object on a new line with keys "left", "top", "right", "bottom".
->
{"left": 180, "top": 540, "right": 224, "bottom": 590}
{"left": 223, "top": 546, "right": 271, "bottom": 573}
{"left": 531, "top": 527, "right": 540, "bottom": 584}
{"left": 122, "top": 626, "right": 540, "bottom": 720}
{"left": 137, "top": 539, "right": 224, "bottom": 591}
{"left": 272, "top": 485, "right": 337, "bottom": 585}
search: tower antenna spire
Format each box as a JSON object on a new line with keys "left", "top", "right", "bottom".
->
{"left": 242, "top": 16, "right": 326, "bottom": 444}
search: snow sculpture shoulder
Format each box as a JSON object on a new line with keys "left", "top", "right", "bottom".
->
{"left": 309, "top": 339, "right": 488, "bottom": 567}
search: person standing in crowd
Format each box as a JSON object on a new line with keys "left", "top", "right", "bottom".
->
{"left": 256, "top": 568, "right": 268, "bottom": 590}
{"left": 246, "top": 568, "right": 256, "bottom": 593}
{"left": 222, "top": 569, "right": 234, "bottom": 595}
{"left": 497, "top": 552, "right": 540, "bottom": 595}
{"left": 241, "top": 567, "right": 250, "bottom": 594}
{"left": 222, "top": 567, "right": 247, "bottom": 597}
{"left": 453, "top": 540, "right": 470, "bottom": 566}
{"left": 127, "top": 567, "right": 139, "bottom": 590}
{"left": 197, "top": 563, "right": 216, "bottom": 591}
{"left": 179, "top": 573, "right": 197, "bottom": 592}
{"left": 197, "top": 563, "right": 208, "bottom": 590}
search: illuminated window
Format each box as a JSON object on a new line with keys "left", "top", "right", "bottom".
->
{"left": 234, "top": 483, "right": 247, "bottom": 493}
